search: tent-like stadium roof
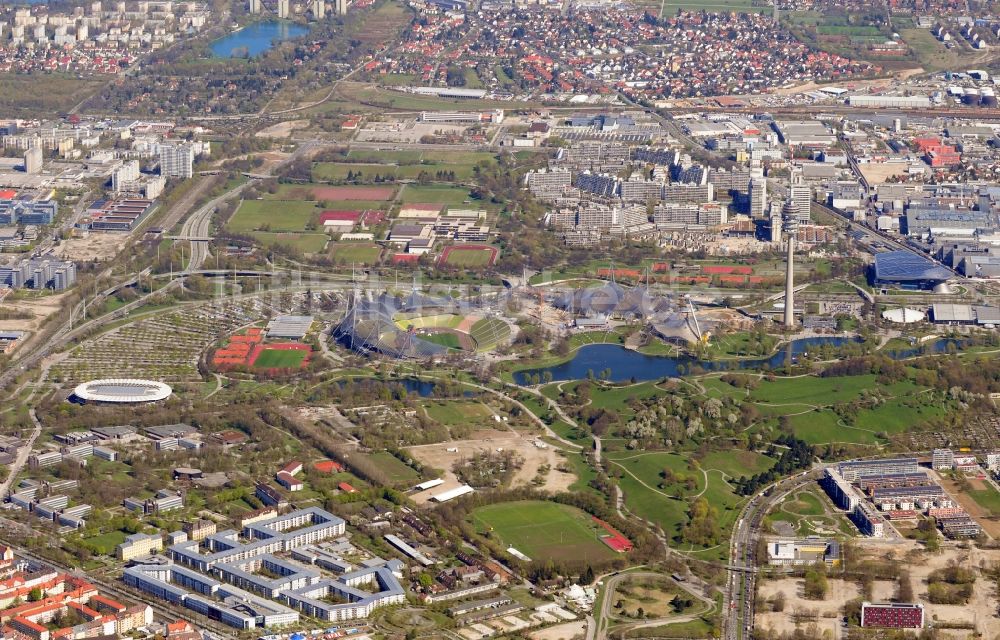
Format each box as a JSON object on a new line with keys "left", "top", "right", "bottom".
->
{"left": 873, "top": 250, "right": 952, "bottom": 284}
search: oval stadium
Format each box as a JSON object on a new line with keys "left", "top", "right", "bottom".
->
{"left": 71, "top": 378, "right": 172, "bottom": 404}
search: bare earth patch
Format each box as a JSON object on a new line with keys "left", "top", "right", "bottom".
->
{"left": 53, "top": 232, "right": 128, "bottom": 262}
{"left": 529, "top": 621, "right": 586, "bottom": 640}
{"left": 256, "top": 120, "right": 310, "bottom": 138}
{"left": 405, "top": 428, "right": 576, "bottom": 503}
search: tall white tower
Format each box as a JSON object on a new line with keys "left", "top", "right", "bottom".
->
{"left": 782, "top": 200, "right": 798, "bottom": 327}
{"left": 277, "top": 0, "right": 289, "bottom": 19}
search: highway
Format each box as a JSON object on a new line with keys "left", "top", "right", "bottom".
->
{"left": 175, "top": 139, "right": 324, "bottom": 272}
{"left": 723, "top": 470, "right": 822, "bottom": 640}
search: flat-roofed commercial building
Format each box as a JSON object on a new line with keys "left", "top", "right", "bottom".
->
{"left": 860, "top": 602, "right": 924, "bottom": 628}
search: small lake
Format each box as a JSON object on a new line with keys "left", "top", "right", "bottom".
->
{"left": 514, "top": 337, "right": 857, "bottom": 384}
{"left": 513, "top": 336, "right": 976, "bottom": 385}
{"left": 210, "top": 21, "right": 308, "bottom": 58}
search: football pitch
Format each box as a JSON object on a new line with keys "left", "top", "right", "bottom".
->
{"left": 252, "top": 348, "right": 308, "bottom": 369}
{"left": 471, "top": 500, "right": 617, "bottom": 563}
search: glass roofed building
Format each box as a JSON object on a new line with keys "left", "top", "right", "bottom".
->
{"left": 871, "top": 250, "right": 953, "bottom": 290}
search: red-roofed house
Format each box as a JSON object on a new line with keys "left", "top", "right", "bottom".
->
{"left": 165, "top": 620, "right": 201, "bottom": 640}
{"left": 313, "top": 460, "right": 344, "bottom": 473}
{"left": 338, "top": 482, "right": 357, "bottom": 494}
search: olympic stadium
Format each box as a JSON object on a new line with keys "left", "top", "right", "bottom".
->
{"left": 71, "top": 378, "right": 173, "bottom": 404}
{"left": 333, "top": 291, "right": 511, "bottom": 358}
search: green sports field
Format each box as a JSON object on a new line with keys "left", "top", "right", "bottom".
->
{"left": 471, "top": 500, "right": 617, "bottom": 564}
{"left": 252, "top": 348, "right": 308, "bottom": 369}
{"left": 420, "top": 332, "right": 461, "bottom": 349}
{"left": 443, "top": 247, "right": 494, "bottom": 267}
{"left": 330, "top": 243, "right": 382, "bottom": 265}
{"left": 229, "top": 200, "right": 318, "bottom": 232}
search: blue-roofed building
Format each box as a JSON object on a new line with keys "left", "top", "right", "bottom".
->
{"left": 871, "top": 251, "right": 953, "bottom": 290}
{"left": 0, "top": 200, "right": 57, "bottom": 226}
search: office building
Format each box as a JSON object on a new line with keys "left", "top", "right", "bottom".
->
{"left": 789, "top": 182, "right": 812, "bottom": 223}
{"left": 0, "top": 257, "right": 76, "bottom": 290}
{"left": 117, "top": 533, "right": 163, "bottom": 561}
{"left": 766, "top": 539, "right": 840, "bottom": 567}
{"left": 0, "top": 200, "right": 57, "bottom": 226}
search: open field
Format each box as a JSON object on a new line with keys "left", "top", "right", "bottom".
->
{"left": 400, "top": 184, "right": 475, "bottom": 204}
{"left": 898, "top": 28, "right": 961, "bottom": 71}
{"left": 471, "top": 500, "right": 618, "bottom": 564}
{"left": 313, "top": 161, "right": 483, "bottom": 182}
{"left": 0, "top": 74, "right": 105, "bottom": 113}
{"left": 260, "top": 183, "right": 395, "bottom": 203}
{"left": 54, "top": 232, "right": 129, "bottom": 262}
{"left": 422, "top": 400, "right": 493, "bottom": 426}
{"left": 366, "top": 451, "right": 421, "bottom": 485}
{"left": 251, "top": 232, "right": 328, "bottom": 253}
